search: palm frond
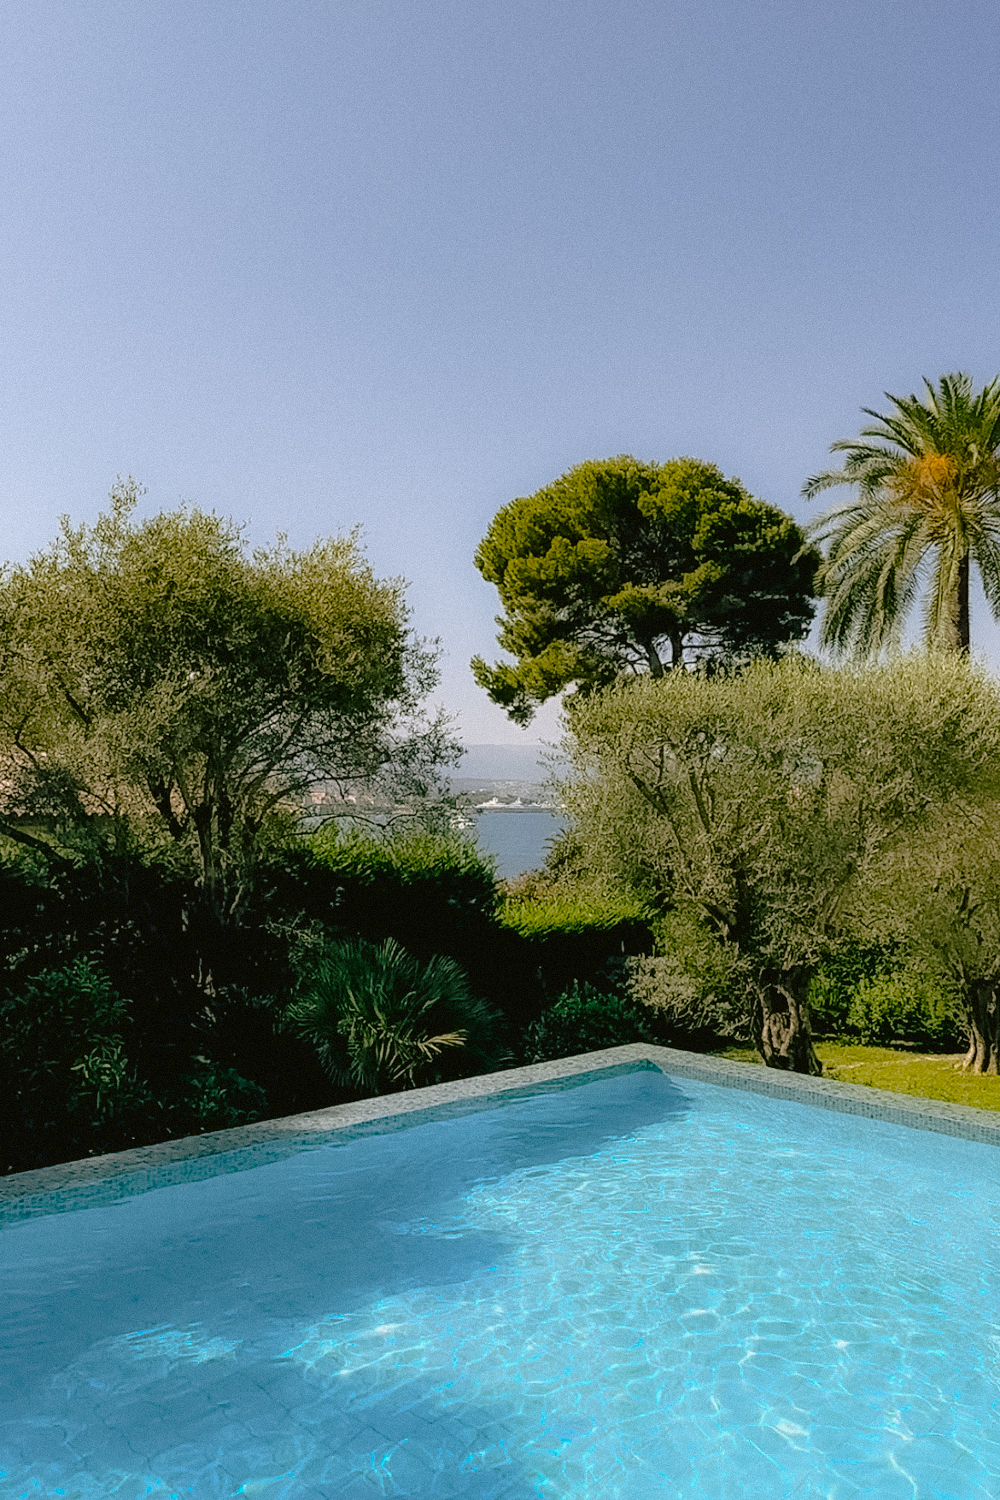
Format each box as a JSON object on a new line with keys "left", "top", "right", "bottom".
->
{"left": 287, "top": 936, "right": 497, "bottom": 1094}
{"left": 806, "top": 444, "right": 912, "bottom": 503}
{"left": 857, "top": 410, "right": 929, "bottom": 457}
{"left": 801, "top": 467, "right": 855, "bottom": 500}
{"left": 805, "top": 372, "right": 1000, "bottom": 656}
{"left": 813, "top": 495, "right": 927, "bottom": 657}
{"left": 971, "top": 528, "right": 1000, "bottom": 615}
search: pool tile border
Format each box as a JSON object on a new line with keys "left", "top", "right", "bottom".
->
{"left": 3, "top": 1043, "right": 999, "bottom": 1221}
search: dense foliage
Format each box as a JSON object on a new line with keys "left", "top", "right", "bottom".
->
{"left": 473, "top": 456, "right": 818, "bottom": 724}
{"left": 0, "top": 481, "right": 453, "bottom": 928}
{"left": 0, "top": 489, "right": 475, "bottom": 1171}
{"left": 853, "top": 810, "right": 1000, "bottom": 1073}
{"left": 525, "top": 982, "right": 656, "bottom": 1064}
{"left": 563, "top": 655, "right": 1000, "bottom": 1073}
{"left": 11, "top": 425, "right": 1000, "bottom": 1175}
{"left": 0, "top": 951, "right": 270, "bottom": 1174}
{"left": 0, "top": 824, "right": 659, "bottom": 1171}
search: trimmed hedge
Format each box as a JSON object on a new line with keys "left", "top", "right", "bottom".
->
{"left": 499, "top": 892, "right": 648, "bottom": 936}
{"left": 498, "top": 894, "right": 653, "bottom": 1021}
{"left": 259, "top": 836, "right": 654, "bottom": 1033}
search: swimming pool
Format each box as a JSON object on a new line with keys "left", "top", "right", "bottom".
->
{"left": 2, "top": 1063, "right": 999, "bottom": 1498}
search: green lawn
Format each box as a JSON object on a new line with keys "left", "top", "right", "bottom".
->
{"left": 715, "top": 1041, "right": 1000, "bottom": 1112}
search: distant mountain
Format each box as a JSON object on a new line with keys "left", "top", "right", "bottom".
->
{"left": 455, "top": 744, "right": 556, "bottom": 780}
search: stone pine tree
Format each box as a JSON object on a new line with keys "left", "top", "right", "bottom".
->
{"left": 473, "top": 455, "right": 819, "bottom": 724}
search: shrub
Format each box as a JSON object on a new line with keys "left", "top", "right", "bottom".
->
{"left": 168, "top": 1061, "right": 269, "bottom": 1134}
{"left": 525, "top": 981, "right": 656, "bottom": 1064}
{"left": 845, "top": 967, "right": 963, "bottom": 1049}
{"left": 66, "top": 1041, "right": 154, "bottom": 1132}
{"left": 0, "top": 958, "right": 130, "bottom": 1095}
{"left": 0, "top": 959, "right": 156, "bottom": 1171}
{"left": 0, "top": 956, "right": 270, "bottom": 1172}
{"left": 287, "top": 936, "right": 502, "bottom": 1094}
{"left": 806, "top": 938, "right": 900, "bottom": 1035}
{"left": 627, "top": 910, "right": 747, "bottom": 1046}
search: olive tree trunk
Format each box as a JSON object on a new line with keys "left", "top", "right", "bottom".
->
{"left": 753, "top": 975, "right": 822, "bottom": 1075}
{"left": 959, "top": 979, "right": 1000, "bottom": 1074}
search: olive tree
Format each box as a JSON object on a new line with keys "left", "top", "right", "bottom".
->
{"left": 0, "top": 481, "right": 455, "bottom": 925}
{"left": 858, "top": 814, "right": 1000, "bottom": 1073}
{"left": 562, "top": 655, "right": 1000, "bottom": 1073}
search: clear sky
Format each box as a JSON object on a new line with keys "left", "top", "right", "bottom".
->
{"left": 2, "top": 0, "right": 999, "bottom": 744}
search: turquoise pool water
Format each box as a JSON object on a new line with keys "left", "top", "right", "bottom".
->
{"left": 2, "top": 1069, "right": 999, "bottom": 1498}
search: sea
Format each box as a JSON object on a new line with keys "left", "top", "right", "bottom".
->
{"left": 472, "top": 810, "right": 568, "bottom": 880}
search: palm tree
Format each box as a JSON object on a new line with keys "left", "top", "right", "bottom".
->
{"left": 287, "top": 937, "right": 500, "bottom": 1094}
{"left": 803, "top": 373, "right": 1000, "bottom": 656}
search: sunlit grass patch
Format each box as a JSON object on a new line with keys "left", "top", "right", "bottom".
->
{"left": 715, "top": 1042, "right": 1000, "bottom": 1112}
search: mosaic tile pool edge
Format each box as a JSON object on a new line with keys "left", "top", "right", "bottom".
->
{"left": 3, "top": 1043, "right": 999, "bottom": 1222}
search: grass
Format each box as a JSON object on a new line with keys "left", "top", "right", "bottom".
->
{"left": 715, "top": 1041, "right": 1000, "bottom": 1112}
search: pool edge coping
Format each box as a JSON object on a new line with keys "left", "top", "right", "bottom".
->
{"left": 3, "top": 1043, "right": 1000, "bottom": 1217}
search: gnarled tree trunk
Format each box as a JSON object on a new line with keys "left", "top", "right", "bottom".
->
{"left": 754, "top": 975, "right": 822, "bottom": 1075}
{"left": 959, "top": 979, "right": 1000, "bottom": 1074}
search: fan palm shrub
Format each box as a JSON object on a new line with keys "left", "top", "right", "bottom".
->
{"left": 804, "top": 372, "right": 1000, "bottom": 655}
{"left": 287, "top": 937, "right": 500, "bottom": 1094}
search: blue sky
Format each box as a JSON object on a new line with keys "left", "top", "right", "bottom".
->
{"left": 2, "top": 0, "right": 999, "bottom": 743}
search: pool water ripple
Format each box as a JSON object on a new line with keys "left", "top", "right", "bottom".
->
{"left": 1, "top": 1072, "right": 999, "bottom": 1497}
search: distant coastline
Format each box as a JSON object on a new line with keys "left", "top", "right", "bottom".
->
{"left": 474, "top": 798, "right": 555, "bottom": 812}
{"left": 449, "top": 780, "right": 557, "bottom": 813}
{"left": 451, "top": 744, "right": 562, "bottom": 812}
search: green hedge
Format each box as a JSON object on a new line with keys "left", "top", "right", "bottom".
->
{"left": 498, "top": 893, "right": 653, "bottom": 1018}
{"left": 260, "top": 836, "right": 654, "bottom": 1032}
{"left": 499, "top": 892, "right": 648, "bottom": 936}
{"left": 0, "top": 833, "right": 656, "bottom": 1170}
